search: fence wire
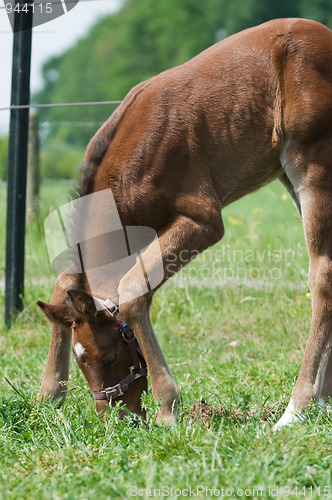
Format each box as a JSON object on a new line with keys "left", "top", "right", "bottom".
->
{"left": 0, "top": 100, "right": 122, "bottom": 112}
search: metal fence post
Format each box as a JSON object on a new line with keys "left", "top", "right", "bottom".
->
{"left": 5, "top": 1, "right": 34, "bottom": 327}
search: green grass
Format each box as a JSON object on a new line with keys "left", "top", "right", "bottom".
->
{"left": 1, "top": 180, "right": 332, "bottom": 499}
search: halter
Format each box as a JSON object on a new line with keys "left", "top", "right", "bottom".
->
{"left": 91, "top": 298, "right": 148, "bottom": 403}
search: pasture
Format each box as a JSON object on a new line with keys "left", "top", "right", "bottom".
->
{"left": 1, "top": 179, "right": 332, "bottom": 499}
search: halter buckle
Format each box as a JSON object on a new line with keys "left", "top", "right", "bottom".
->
{"left": 129, "top": 364, "right": 144, "bottom": 380}
{"left": 105, "top": 383, "right": 124, "bottom": 398}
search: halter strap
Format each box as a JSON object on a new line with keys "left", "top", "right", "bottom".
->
{"left": 91, "top": 297, "right": 147, "bottom": 402}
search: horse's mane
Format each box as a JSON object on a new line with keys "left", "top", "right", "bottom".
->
{"left": 80, "top": 81, "right": 149, "bottom": 197}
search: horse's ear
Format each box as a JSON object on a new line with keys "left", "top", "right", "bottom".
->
{"left": 37, "top": 301, "right": 73, "bottom": 326}
{"left": 67, "top": 289, "right": 97, "bottom": 318}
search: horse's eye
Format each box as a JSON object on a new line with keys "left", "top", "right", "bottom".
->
{"left": 103, "top": 353, "right": 117, "bottom": 367}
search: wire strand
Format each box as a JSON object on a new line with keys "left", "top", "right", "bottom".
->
{"left": 40, "top": 120, "right": 104, "bottom": 126}
{"left": 0, "top": 100, "right": 122, "bottom": 111}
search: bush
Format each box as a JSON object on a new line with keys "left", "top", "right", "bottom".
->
{"left": 0, "top": 138, "right": 84, "bottom": 181}
{"left": 40, "top": 144, "right": 84, "bottom": 180}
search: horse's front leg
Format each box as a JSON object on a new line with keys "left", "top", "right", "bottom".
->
{"left": 118, "top": 212, "right": 224, "bottom": 424}
{"left": 38, "top": 323, "right": 71, "bottom": 405}
{"left": 37, "top": 273, "right": 74, "bottom": 405}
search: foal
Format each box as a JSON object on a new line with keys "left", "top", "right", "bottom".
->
{"left": 38, "top": 18, "right": 332, "bottom": 429}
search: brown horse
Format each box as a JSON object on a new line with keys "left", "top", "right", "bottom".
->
{"left": 38, "top": 18, "right": 332, "bottom": 429}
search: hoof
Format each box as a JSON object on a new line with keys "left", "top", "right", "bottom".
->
{"left": 273, "top": 399, "right": 300, "bottom": 431}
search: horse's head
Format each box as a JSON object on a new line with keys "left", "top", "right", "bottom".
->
{"left": 37, "top": 290, "right": 147, "bottom": 419}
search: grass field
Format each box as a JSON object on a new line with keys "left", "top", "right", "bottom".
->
{"left": 1, "top": 179, "right": 332, "bottom": 500}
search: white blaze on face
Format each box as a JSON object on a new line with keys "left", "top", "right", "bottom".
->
{"left": 74, "top": 342, "right": 86, "bottom": 359}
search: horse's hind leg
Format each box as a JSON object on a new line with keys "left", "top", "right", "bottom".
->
{"left": 279, "top": 172, "right": 302, "bottom": 216}
{"left": 118, "top": 210, "right": 224, "bottom": 424}
{"left": 321, "top": 353, "right": 332, "bottom": 403}
{"left": 275, "top": 150, "right": 332, "bottom": 429}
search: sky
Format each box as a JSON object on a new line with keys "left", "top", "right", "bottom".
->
{"left": 0, "top": 0, "right": 123, "bottom": 134}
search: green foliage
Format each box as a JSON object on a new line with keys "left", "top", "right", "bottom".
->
{"left": 0, "top": 135, "right": 82, "bottom": 181}
{"left": 219, "top": 0, "right": 299, "bottom": 33}
{"left": 300, "top": 0, "right": 332, "bottom": 27}
{"left": 40, "top": 143, "right": 83, "bottom": 180}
